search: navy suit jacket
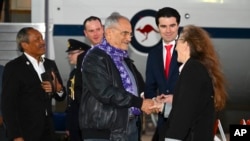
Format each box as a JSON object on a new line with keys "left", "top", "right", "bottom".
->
{"left": 145, "top": 43, "right": 180, "bottom": 98}
{"left": 1, "top": 54, "right": 66, "bottom": 140}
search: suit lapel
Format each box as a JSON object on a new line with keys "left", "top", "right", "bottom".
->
{"left": 44, "top": 59, "right": 56, "bottom": 75}
{"left": 43, "top": 59, "right": 50, "bottom": 72}
{"left": 21, "top": 54, "right": 41, "bottom": 81}
{"left": 169, "top": 50, "right": 178, "bottom": 77}
{"left": 168, "top": 43, "right": 179, "bottom": 78}
{"left": 156, "top": 44, "right": 178, "bottom": 80}
{"left": 156, "top": 45, "right": 166, "bottom": 78}
{"left": 157, "top": 45, "right": 164, "bottom": 75}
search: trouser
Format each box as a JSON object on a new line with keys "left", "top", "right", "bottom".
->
{"left": 40, "top": 116, "right": 56, "bottom": 141}
{"left": 152, "top": 116, "right": 168, "bottom": 141}
{"left": 84, "top": 116, "right": 139, "bottom": 141}
{"left": 68, "top": 129, "right": 82, "bottom": 141}
{"left": 128, "top": 116, "right": 139, "bottom": 141}
{"left": 0, "top": 125, "right": 8, "bottom": 141}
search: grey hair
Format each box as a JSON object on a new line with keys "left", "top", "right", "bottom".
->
{"left": 104, "top": 12, "right": 129, "bottom": 30}
{"left": 16, "top": 27, "right": 35, "bottom": 52}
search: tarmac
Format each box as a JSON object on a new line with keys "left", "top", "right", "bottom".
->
{"left": 141, "top": 132, "right": 153, "bottom": 141}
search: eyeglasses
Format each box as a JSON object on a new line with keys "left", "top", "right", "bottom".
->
{"left": 113, "top": 28, "right": 133, "bottom": 37}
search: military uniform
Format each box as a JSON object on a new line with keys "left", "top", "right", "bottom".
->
{"left": 65, "top": 39, "right": 90, "bottom": 141}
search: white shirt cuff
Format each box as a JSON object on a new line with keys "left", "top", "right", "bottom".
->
{"left": 163, "top": 103, "right": 172, "bottom": 118}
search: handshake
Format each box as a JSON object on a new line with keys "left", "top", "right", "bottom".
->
{"left": 141, "top": 94, "right": 173, "bottom": 115}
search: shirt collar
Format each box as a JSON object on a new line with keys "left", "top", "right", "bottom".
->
{"left": 24, "top": 52, "right": 45, "bottom": 64}
{"left": 163, "top": 35, "right": 179, "bottom": 47}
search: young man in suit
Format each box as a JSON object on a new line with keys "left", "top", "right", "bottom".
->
{"left": 1, "top": 27, "right": 66, "bottom": 141}
{"left": 144, "top": 7, "right": 181, "bottom": 141}
{"left": 74, "top": 16, "right": 104, "bottom": 102}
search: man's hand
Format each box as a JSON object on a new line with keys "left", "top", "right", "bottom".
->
{"left": 14, "top": 137, "right": 24, "bottom": 141}
{"left": 149, "top": 100, "right": 164, "bottom": 113}
{"left": 41, "top": 81, "right": 53, "bottom": 93}
{"left": 156, "top": 94, "right": 173, "bottom": 103}
{"left": 41, "top": 71, "right": 63, "bottom": 93}
{"left": 141, "top": 99, "right": 154, "bottom": 115}
{"left": 51, "top": 71, "right": 63, "bottom": 92}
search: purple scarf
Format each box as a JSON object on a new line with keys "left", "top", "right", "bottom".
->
{"left": 96, "top": 38, "right": 140, "bottom": 115}
{"left": 96, "top": 38, "right": 133, "bottom": 93}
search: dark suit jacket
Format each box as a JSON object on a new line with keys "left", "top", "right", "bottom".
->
{"left": 65, "top": 51, "right": 87, "bottom": 140}
{"left": 65, "top": 68, "right": 79, "bottom": 130}
{"left": 1, "top": 54, "right": 66, "bottom": 140}
{"left": 145, "top": 43, "right": 180, "bottom": 141}
{"left": 145, "top": 43, "right": 180, "bottom": 98}
{"left": 165, "top": 58, "right": 215, "bottom": 141}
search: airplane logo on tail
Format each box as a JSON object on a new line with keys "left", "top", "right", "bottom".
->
{"left": 136, "top": 24, "right": 159, "bottom": 42}
{"left": 131, "top": 9, "right": 161, "bottom": 53}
